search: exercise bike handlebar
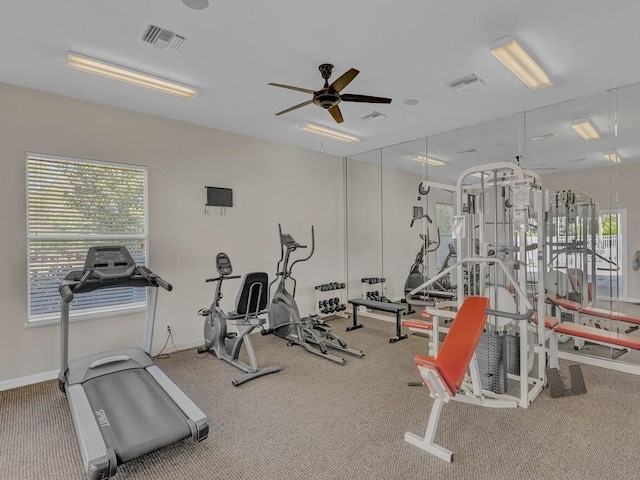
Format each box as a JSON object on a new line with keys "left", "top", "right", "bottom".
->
{"left": 206, "top": 275, "right": 241, "bottom": 283}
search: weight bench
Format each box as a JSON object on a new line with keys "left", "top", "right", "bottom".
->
{"left": 405, "top": 296, "right": 489, "bottom": 462}
{"left": 548, "top": 295, "right": 640, "bottom": 331}
{"left": 347, "top": 299, "right": 408, "bottom": 342}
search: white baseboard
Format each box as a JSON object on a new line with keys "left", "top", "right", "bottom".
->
{"left": 0, "top": 369, "right": 58, "bottom": 392}
{"left": 1, "top": 340, "right": 206, "bottom": 392}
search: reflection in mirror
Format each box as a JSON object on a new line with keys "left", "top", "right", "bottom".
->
{"left": 527, "top": 91, "right": 618, "bottom": 303}
{"left": 380, "top": 138, "right": 429, "bottom": 305}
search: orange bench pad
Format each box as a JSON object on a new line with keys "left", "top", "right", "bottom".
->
{"left": 532, "top": 313, "right": 560, "bottom": 329}
{"left": 548, "top": 296, "right": 582, "bottom": 311}
{"left": 555, "top": 322, "right": 640, "bottom": 350}
{"left": 402, "top": 319, "right": 433, "bottom": 331}
{"left": 414, "top": 296, "right": 489, "bottom": 396}
{"left": 579, "top": 306, "right": 640, "bottom": 325}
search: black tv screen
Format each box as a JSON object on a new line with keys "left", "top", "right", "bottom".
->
{"left": 206, "top": 186, "right": 233, "bottom": 207}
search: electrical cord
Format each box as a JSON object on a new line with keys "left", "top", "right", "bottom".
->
{"left": 154, "top": 327, "right": 178, "bottom": 359}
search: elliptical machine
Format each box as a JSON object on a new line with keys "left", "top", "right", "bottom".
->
{"left": 263, "top": 224, "right": 364, "bottom": 365}
{"left": 198, "top": 252, "right": 281, "bottom": 386}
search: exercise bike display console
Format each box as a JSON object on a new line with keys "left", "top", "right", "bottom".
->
{"left": 58, "top": 246, "right": 209, "bottom": 480}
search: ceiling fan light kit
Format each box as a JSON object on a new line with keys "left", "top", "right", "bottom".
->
{"left": 66, "top": 52, "right": 198, "bottom": 99}
{"left": 299, "top": 122, "right": 360, "bottom": 143}
{"left": 490, "top": 35, "right": 552, "bottom": 90}
{"left": 269, "top": 63, "right": 392, "bottom": 124}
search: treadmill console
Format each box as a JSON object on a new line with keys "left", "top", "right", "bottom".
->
{"left": 84, "top": 246, "right": 137, "bottom": 280}
{"left": 216, "top": 252, "right": 233, "bottom": 276}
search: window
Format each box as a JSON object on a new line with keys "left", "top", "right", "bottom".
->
{"left": 594, "top": 210, "right": 626, "bottom": 301}
{"left": 435, "top": 203, "right": 455, "bottom": 269}
{"left": 27, "top": 153, "right": 148, "bottom": 324}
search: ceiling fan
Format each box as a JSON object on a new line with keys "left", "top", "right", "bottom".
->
{"left": 268, "top": 64, "right": 392, "bottom": 124}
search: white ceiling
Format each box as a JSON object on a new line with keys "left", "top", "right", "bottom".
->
{"left": 2, "top": 1, "right": 640, "bottom": 163}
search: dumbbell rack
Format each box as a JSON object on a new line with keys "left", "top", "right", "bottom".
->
{"left": 315, "top": 282, "right": 348, "bottom": 319}
{"left": 357, "top": 277, "right": 395, "bottom": 322}
{"left": 361, "top": 277, "right": 388, "bottom": 303}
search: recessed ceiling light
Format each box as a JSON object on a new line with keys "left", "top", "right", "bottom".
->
{"left": 490, "top": 35, "right": 552, "bottom": 90}
{"left": 412, "top": 155, "right": 446, "bottom": 167}
{"left": 603, "top": 151, "right": 621, "bottom": 163}
{"left": 299, "top": 122, "right": 360, "bottom": 143}
{"left": 66, "top": 52, "right": 198, "bottom": 99}
{"left": 404, "top": 99, "right": 420, "bottom": 106}
{"left": 571, "top": 118, "right": 600, "bottom": 140}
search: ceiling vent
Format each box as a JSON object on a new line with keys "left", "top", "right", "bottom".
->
{"left": 141, "top": 25, "right": 186, "bottom": 51}
{"left": 457, "top": 148, "right": 478, "bottom": 154}
{"left": 568, "top": 158, "right": 586, "bottom": 163}
{"left": 530, "top": 131, "right": 557, "bottom": 141}
{"left": 360, "top": 111, "right": 387, "bottom": 123}
{"left": 446, "top": 73, "right": 486, "bottom": 92}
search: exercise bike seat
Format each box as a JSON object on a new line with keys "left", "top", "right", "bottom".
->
{"left": 228, "top": 272, "right": 269, "bottom": 324}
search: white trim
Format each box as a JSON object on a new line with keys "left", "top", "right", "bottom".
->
{"left": 0, "top": 369, "right": 58, "bottom": 391}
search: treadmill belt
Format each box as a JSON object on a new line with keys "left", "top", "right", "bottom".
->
{"left": 83, "top": 368, "right": 192, "bottom": 463}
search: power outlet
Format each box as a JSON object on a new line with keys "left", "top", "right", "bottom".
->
{"left": 166, "top": 325, "right": 172, "bottom": 333}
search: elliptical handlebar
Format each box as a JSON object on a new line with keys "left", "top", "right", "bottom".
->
{"left": 290, "top": 225, "right": 315, "bottom": 273}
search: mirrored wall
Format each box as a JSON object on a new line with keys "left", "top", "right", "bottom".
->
{"left": 345, "top": 84, "right": 640, "bottom": 307}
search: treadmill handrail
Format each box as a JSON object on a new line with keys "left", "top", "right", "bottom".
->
{"left": 59, "top": 266, "right": 170, "bottom": 303}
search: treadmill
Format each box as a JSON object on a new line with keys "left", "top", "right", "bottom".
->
{"left": 58, "top": 246, "right": 209, "bottom": 480}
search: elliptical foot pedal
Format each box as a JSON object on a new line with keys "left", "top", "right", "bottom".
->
{"left": 546, "top": 364, "right": 587, "bottom": 398}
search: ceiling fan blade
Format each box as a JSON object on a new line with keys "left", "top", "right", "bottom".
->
{"left": 341, "top": 93, "right": 392, "bottom": 104}
{"left": 329, "top": 68, "right": 359, "bottom": 92}
{"left": 268, "top": 83, "right": 315, "bottom": 94}
{"left": 275, "top": 100, "right": 314, "bottom": 116}
{"left": 328, "top": 105, "right": 344, "bottom": 124}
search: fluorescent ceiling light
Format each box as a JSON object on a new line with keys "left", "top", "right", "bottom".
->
{"left": 490, "top": 35, "right": 552, "bottom": 90}
{"left": 299, "top": 122, "right": 360, "bottom": 143}
{"left": 571, "top": 118, "right": 600, "bottom": 140}
{"left": 603, "top": 151, "right": 621, "bottom": 163}
{"left": 67, "top": 52, "right": 198, "bottom": 99}
{"left": 412, "top": 155, "right": 446, "bottom": 167}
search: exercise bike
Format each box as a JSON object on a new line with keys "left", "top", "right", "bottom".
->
{"left": 262, "top": 224, "right": 364, "bottom": 365}
{"left": 198, "top": 252, "right": 281, "bottom": 386}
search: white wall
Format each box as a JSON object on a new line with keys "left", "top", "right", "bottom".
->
{"left": 0, "top": 82, "right": 345, "bottom": 383}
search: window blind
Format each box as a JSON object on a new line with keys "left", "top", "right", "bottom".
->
{"left": 27, "top": 154, "right": 148, "bottom": 322}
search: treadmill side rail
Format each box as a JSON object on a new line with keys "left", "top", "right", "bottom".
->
{"left": 67, "top": 384, "right": 114, "bottom": 480}
{"left": 146, "top": 365, "right": 209, "bottom": 441}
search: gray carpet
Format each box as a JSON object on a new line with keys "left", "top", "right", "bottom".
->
{"left": 2, "top": 315, "right": 640, "bottom": 479}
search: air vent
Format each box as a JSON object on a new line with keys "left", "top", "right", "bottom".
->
{"left": 360, "top": 111, "right": 387, "bottom": 123}
{"left": 530, "top": 131, "right": 557, "bottom": 141}
{"left": 446, "top": 73, "right": 486, "bottom": 92}
{"left": 141, "top": 25, "right": 186, "bottom": 51}
{"left": 457, "top": 148, "right": 478, "bottom": 154}
{"left": 568, "top": 158, "right": 586, "bottom": 163}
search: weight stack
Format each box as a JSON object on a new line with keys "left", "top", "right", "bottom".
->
{"left": 505, "top": 334, "right": 520, "bottom": 375}
{"left": 476, "top": 331, "right": 507, "bottom": 394}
